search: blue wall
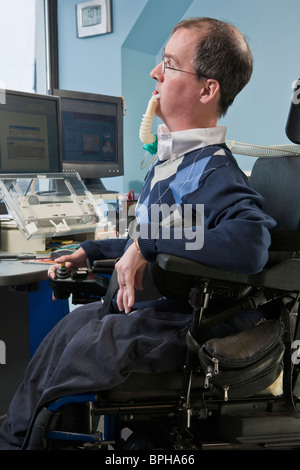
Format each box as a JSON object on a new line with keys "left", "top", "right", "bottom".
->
{"left": 57, "top": 0, "right": 300, "bottom": 193}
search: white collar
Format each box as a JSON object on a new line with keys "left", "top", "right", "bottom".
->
{"left": 157, "top": 124, "right": 227, "bottom": 161}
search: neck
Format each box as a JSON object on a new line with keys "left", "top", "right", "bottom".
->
{"left": 167, "top": 118, "right": 219, "bottom": 132}
{"left": 166, "top": 110, "right": 219, "bottom": 132}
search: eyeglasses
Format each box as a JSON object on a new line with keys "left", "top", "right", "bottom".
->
{"left": 161, "top": 53, "right": 196, "bottom": 76}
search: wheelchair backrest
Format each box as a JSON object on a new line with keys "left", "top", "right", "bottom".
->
{"left": 250, "top": 156, "right": 300, "bottom": 230}
{"left": 251, "top": 84, "right": 300, "bottom": 231}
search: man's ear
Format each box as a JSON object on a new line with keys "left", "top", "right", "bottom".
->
{"left": 199, "top": 79, "right": 220, "bottom": 104}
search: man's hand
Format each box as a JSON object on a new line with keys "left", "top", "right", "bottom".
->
{"left": 115, "top": 242, "right": 147, "bottom": 314}
{"left": 48, "top": 247, "right": 88, "bottom": 279}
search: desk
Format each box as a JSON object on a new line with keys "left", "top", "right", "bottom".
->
{"left": 0, "top": 260, "right": 49, "bottom": 286}
{"left": 0, "top": 260, "right": 69, "bottom": 418}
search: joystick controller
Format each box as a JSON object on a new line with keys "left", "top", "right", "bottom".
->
{"left": 49, "top": 262, "right": 110, "bottom": 303}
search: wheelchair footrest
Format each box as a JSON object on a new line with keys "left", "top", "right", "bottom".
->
{"left": 46, "top": 430, "right": 103, "bottom": 443}
{"left": 46, "top": 430, "right": 115, "bottom": 449}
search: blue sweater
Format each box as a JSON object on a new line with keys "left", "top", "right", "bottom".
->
{"left": 82, "top": 143, "right": 276, "bottom": 276}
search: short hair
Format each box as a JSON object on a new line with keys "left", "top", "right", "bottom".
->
{"left": 172, "top": 18, "right": 253, "bottom": 116}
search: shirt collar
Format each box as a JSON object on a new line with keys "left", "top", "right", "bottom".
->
{"left": 157, "top": 124, "right": 227, "bottom": 162}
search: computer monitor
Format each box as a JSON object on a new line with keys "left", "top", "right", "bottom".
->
{"left": 0, "top": 89, "right": 61, "bottom": 173}
{"left": 51, "top": 88, "right": 124, "bottom": 193}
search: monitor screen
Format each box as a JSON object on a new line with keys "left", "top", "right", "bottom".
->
{"left": 51, "top": 89, "right": 124, "bottom": 193}
{"left": 0, "top": 89, "right": 61, "bottom": 173}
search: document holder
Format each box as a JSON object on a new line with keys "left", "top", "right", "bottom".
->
{"left": 0, "top": 172, "right": 101, "bottom": 240}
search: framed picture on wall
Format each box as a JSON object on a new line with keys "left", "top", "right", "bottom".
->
{"left": 76, "top": 0, "right": 112, "bottom": 38}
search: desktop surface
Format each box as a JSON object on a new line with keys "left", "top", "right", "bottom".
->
{"left": 0, "top": 257, "right": 49, "bottom": 286}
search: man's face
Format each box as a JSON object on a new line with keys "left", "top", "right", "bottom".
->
{"left": 150, "top": 28, "right": 204, "bottom": 131}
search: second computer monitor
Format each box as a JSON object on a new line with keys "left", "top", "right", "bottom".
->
{"left": 52, "top": 88, "right": 124, "bottom": 193}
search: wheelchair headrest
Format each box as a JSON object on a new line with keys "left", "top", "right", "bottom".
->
{"left": 286, "top": 79, "right": 300, "bottom": 144}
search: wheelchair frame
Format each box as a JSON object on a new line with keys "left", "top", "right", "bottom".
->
{"left": 25, "top": 148, "right": 300, "bottom": 450}
{"left": 26, "top": 243, "right": 300, "bottom": 450}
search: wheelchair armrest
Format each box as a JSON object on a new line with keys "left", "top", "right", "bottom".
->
{"left": 92, "top": 259, "right": 116, "bottom": 274}
{"left": 155, "top": 253, "right": 248, "bottom": 283}
{"left": 148, "top": 254, "right": 250, "bottom": 300}
{"left": 149, "top": 253, "right": 300, "bottom": 298}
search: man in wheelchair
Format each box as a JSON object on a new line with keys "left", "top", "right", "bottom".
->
{"left": 1, "top": 17, "right": 294, "bottom": 450}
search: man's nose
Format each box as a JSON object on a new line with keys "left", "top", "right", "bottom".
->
{"left": 150, "top": 63, "right": 163, "bottom": 81}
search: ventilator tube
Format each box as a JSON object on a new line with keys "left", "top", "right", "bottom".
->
{"left": 139, "top": 94, "right": 160, "bottom": 145}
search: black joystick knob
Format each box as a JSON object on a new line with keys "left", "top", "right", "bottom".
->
{"left": 49, "top": 262, "right": 71, "bottom": 300}
{"left": 56, "top": 262, "right": 70, "bottom": 279}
